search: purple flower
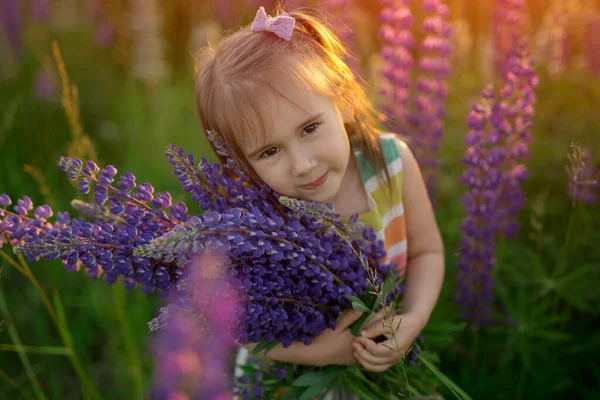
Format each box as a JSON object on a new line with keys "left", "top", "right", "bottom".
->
{"left": 380, "top": 0, "right": 452, "bottom": 201}
{"left": 379, "top": 0, "right": 415, "bottom": 129}
{"left": 0, "top": 194, "right": 11, "bottom": 206}
{"left": 151, "top": 253, "right": 237, "bottom": 400}
{"left": 457, "top": 86, "right": 503, "bottom": 326}
{"left": 31, "top": 0, "right": 52, "bottom": 22}
{"left": 33, "top": 66, "right": 57, "bottom": 101}
{"left": 585, "top": 13, "right": 600, "bottom": 76}
{"left": 95, "top": 21, "right": 116, "bottom": 47}
{"left": 457, "top": 42, "right": 537, "bottom": 325}
{"left": 492, "top": 0, "right": 526, "bottom": 78}
{"left": 5, "top": 139, "right": 394, "bottom": 350}
{"left": 495, "top": 42, "right": 538, "bottom": 239}
{"left": 0, "top": 0, "right": 22, "bottom": 59}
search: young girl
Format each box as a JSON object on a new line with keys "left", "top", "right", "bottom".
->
{"left": 195, "top": 4, "right": 445, "bottom": 395}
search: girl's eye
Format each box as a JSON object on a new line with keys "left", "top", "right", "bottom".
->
{"left": 261, "top": 147, "right": 280, "bottom": 158}
{"left": 303, "top": 123, "right": 320, "bottom": 135}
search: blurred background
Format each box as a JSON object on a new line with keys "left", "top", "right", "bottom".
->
{"left": 0, "top": 0, "right": 599, "bottom": 399}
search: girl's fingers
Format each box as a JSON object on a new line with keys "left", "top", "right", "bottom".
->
{"left": 338, "top": 309, "right": 363, "bottom": 329}
{"left": 353, "top": 342, "right": 398, "bottom": 366}
{"left": 354, "top": 351, "right": 395, "bottom": 372}
{"left": 355, "top": 337, "right": 402, "bottom": 359}
{"left": 359, "top": 318, "right": 397, "bottom": 340}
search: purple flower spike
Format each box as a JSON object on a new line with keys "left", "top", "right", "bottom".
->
{"left": 380, "top": 0, "right": 452, "bottom": 202}
{"left": 151, "top": 253, "right": 238, "bottom": 399}
{"left": 492, "top": 0, "right": 526, "bottom": 78}
{"left": 457, "top": 87, "right": 503, "bottom": 326}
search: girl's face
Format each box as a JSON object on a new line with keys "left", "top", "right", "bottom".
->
{"left": 241, "top": 77, "right": 353, "bottom": 204}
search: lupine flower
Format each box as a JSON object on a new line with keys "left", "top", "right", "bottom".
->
{"left": 567, "top": 142, "right": 599, "bottom": 206}
{"left": 457, "top": 40, "right": 538, "bottom": 325}
{"left": 585, "top": 13, "right": 600, "bottom": 75}
{"left": 379, "top": 0, "right": 415, "bottom": 128}
{"left": 31, "top": 0, "right": 52, "bottom": 22}
{"left": 495, "top": 42, "right": 538, "bottom": 239}
{"left": 33, "top": 63, "right": 58, "bottom": 101}
{"left": 379, "top": 0, "right": 452, "bottom": 199}
{"left": 232, "top": 358, "right": 286, "bottom": 400}
{"left": 151, "top": 252, "right": 238, "bottom": 400}
{"left": 457, "top": 41, "right": 538, "bottom": 325}
{"left": 492, "top": 0, "right": 526, "bottom": 78}
{"left": 2, "top": 132, "right": 393, "bottom": 350}
{"left": 457, "top": 86, "right": 504, "bottom": 326}
{"left": 95, "top": 21, "right": 116, "bottom": 47}
{"left": 412, "top": 0, "right": 452, "bottom": 198}
{"left": 0, "top": 0, "right": 22, "bottom": 59}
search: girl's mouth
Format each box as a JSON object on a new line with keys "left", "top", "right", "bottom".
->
{"left": 301, "top": 172, "right": 328, "bottom": 190}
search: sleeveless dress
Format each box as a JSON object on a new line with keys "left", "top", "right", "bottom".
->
{"left": 352, "top": 133, "right": 408, "bottom": 273}
{"left": 233, "top": 133, "right": 408, "bottom": 399}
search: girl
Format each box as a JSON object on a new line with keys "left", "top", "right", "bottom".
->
{"left": 195, "top": 4, "right": 445, "bottom": 395}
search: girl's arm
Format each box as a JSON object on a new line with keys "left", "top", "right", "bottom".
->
{"left": 241, "top": 308, "right": 365, "bottom": 366}
{"left": 351, "top": 140, "right": 444, "bottom": 372}
{"left": 242, "top": 341, "right": 324, "bottom": 366}
{"left": 397, "top": 139, "right": 445, "bottom": 326}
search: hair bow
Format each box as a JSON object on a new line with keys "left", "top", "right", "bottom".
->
{"left": 251, "top": 6, "right": 296, "bottom": 41}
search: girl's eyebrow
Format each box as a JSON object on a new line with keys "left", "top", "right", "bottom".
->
{"left": 295, "top": 112, "right": 323, "bottom": 131}
{"left": 246, "top": 112, "right": 324, "bottom": 158}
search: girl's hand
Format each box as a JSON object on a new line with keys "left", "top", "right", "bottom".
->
{"left": 310, "top": 309, "right": 365, "bottom": 366}
{"left": 352, "top": 312, "right": 425, "bottom": 372}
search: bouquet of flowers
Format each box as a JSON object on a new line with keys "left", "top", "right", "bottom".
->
{"left": 0, "top": 131, "right": 468, "bottom": 400}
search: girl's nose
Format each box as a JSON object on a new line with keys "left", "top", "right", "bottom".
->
{"left": 291, "top": 148, "right": 317, "bottom": 177}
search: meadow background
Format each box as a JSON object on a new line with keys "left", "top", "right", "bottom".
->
{"left": 0, "top": 0, "right": 599, "bottom": 399}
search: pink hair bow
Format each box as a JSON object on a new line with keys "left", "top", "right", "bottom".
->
{"left": 251, "top": 6, "right": 296, "bottom": 41}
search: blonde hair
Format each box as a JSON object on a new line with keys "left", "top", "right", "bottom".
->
{"left": 195, "top": 7, "right": 390, "bottom": 187}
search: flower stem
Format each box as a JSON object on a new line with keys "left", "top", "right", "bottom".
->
{"left": 112, "top": 284, "right": 145, "bottom": 400}
{"left": 0, "top": 368, "right": 36, "bottom": 400}
{"left": 0, "top": 287, "right": 49, "bottom": 400}
{"left": 1, "top": 250, "right": 102, "bottom": 399}
{"left": 52, "top": 290, "right": 103, "bottom": 400}
{"left": 551, "top": 199, "right": 576, "bottom": 316}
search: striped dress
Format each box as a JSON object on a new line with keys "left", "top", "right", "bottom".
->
{"left": 353, "top": 133, "right": 408, "bottom": 272}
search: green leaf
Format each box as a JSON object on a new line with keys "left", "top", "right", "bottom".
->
{"left": 344, "top": 294, "right": 366, "bottom": 307}
{"left": 292, "top": 371, "right": 336, "bottom": 387}
{"left": 0, "top": 287, "right": 49, "bottom": 400}
{"left": 299, "top": 384, "right": 328, "bottom": 400}
{"left": 0, "top": 344, "right": 72, "bottom": 356}
{"left": 350, "top": 313, "right": 371, "bottom": 336}
{"left": 382, "top": 269, "right": 401, "bottom": 293}
{"left": 278, "top": 387, "right": 306, "bottom": 400}
{"left": 351, "top": 301, "right": 371, "bottom": 313}
{"left": 251, "top": 339, "right": 278, "bottom": 356}
{"left": 418, "top": 353, "right": 473, "bottom": 400}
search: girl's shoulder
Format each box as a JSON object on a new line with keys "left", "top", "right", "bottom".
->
{"left": 375, "top": 132, "right": 412, "bottom": 164}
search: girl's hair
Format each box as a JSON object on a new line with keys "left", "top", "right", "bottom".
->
{"left": 195, "top": 7, "right": 390, "bottom": 187}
